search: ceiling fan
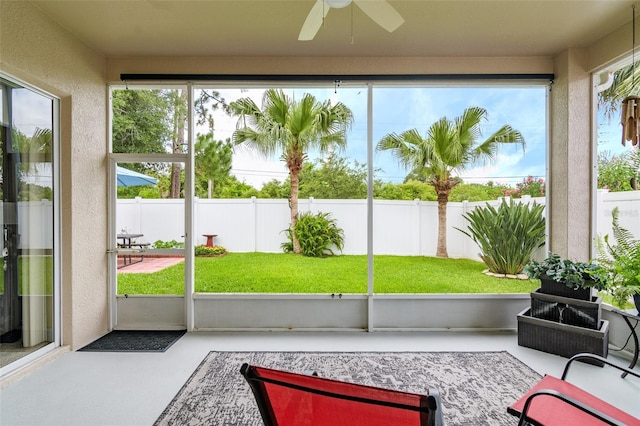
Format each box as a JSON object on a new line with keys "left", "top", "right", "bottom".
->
{"left": 298, "top": 0, "right": 404, "bottom": 41}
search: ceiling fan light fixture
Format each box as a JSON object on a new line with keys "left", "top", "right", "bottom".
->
{"left": 325, "top": 0, "right": 352, "bottom": 9}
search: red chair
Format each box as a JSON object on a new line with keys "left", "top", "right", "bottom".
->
{"left": 508, "top": 353, "right": 640, "bottom": 426}
{"left": 240, "top": 363, "right": 444, "bottom": 426}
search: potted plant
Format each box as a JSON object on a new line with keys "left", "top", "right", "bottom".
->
{"left": 524, "top": 253, "right": 608, "bottom": 301}
{"left": 596, "top": 207, "right": 640, "bottom": 313}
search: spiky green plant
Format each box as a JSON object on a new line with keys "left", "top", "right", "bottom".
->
{"left": 596, "top": 207, "right": 640, "bottom": 308}
{"left": 281, "top": 211, "right": 344, "bottom": 257}
{"left": 456, "top": 199, "right": 546, "bottom": 275}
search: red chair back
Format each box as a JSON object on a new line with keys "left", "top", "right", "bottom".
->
{"left": 241, "top": 363, "right": 443, "bottom": 426}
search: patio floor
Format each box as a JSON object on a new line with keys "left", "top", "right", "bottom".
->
{"left": 1, "top": 331, "right": 638, "bottom": 425}
{"left": 117, "top": 256, "right": 184, "bottom": 273}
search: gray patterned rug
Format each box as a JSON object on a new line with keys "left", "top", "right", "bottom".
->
{"left": 155, "top": 351, "right": 541, "bottom": 426}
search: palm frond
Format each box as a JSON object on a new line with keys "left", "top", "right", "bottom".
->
{"left": 455, "top": 106, "right": 486, "bottom": 147}
{"left": 473, "top": 125, "right": 525, "bottom": 163}
{"left": 598, "top": 63, "right": 640, "bottom": 121}
{"left": 376, "top": 129, "right": 427, "bottom": 170}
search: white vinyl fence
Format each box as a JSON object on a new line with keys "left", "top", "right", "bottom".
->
{"left": 114, "top": 190, "right": 640, "bottom": 260}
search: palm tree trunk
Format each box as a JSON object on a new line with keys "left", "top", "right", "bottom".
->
{"left": 290, "top": 167, "right": 301, "bottom": 254}
{"left": 436, "top": 192, "right": 449, "bottom": 258}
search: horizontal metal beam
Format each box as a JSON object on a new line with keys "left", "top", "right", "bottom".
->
{"left": 120, "top": 73, "right": 555, "bottom": 83}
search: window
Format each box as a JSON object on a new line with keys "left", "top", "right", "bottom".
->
{"left": 111, "top": 79, "right": 548, "bottom": 297}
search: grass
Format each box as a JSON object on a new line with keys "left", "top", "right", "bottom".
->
{"left": 117, "top": 253, "right": 541, "bottom": 295}
{"left": 0, "top": 256, "right": 53, "bottom": 294}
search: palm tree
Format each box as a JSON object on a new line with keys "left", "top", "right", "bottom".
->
{"left": 377, "top": 106, "right": 525, "bottom": 258}
{"left": 230, "top": 89, "right": 353, "bottom": 254}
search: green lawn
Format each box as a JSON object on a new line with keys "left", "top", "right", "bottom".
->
{"left": 117, "top": 252, "right": 541, "bottom": 295}
{"left": 0, "top": 256, "right": 53, "bottom": 294}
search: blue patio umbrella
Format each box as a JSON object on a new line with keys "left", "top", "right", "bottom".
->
{"left": 116, "top": 166, "right": 157, "bottom": 187}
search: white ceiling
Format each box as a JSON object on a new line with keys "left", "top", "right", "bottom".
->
{"left": 30, "top": 0, "right": 634, "bottom": 58}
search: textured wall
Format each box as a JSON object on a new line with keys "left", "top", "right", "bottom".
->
{"left": 549, "top": 48, "right": 593, "bottom": 261}
{"left": 0, "top": 1, "right": 107, "bottom": 350}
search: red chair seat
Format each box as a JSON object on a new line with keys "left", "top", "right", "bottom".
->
{"left": 508, "top": 375, "right": 640, "bottom": 426}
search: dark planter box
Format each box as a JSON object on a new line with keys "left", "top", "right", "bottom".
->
{"left": 530, "top": 289, "right": 601, "bottom": 330}
{"left": 517, "top": 308, "right": 609, "bottom": 365}
{"left": 539, "top": 277, "right": 592, "bottom": 301}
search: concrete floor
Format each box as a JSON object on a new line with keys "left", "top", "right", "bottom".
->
{"left": 1, "top": 331, "right": 639, "bottom": 425}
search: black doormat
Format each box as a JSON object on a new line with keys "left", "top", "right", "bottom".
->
{"left": 79, "top": 330, "right": 186, "bottom": 352}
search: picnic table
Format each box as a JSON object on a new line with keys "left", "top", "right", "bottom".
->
{"left": 117, "top": 233, "right": 150, "bottom": 268}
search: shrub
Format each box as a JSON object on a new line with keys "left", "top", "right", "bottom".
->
{"left": 153, "top": 239, "right": 184, "bottom": 249}
{"left": 597, "top": 150, "right": 640, "bottom": 192}
{"left": 281, "top": 211, "right": 344, "bottom": 257}
{"left": 194, "top": 245, "right": 227, "bottom": 256}
{"left": 516, "top": 175, "right": 545, "bottom": 197}
{"left": 456, "top": 199, "right": 546, "bottom": 275}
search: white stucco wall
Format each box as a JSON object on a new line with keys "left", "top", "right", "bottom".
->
{"left": 549, "top": 48, "right": 593, "bottom": 261}
{"left": 0, "top": 1, "right": 107, "bottom": 350}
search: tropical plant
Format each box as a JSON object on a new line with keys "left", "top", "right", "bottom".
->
{"left": 281, "top": 211, "right": 344, "bottom": 257}
{"left": 231, "top": 89, "right": 353, "bottom": 254}
{"left": 377, "top": 106, "right": 525, "bottom": 257}
{"left": 524, "top": 253, "right": 608, "bottom": 291}
{"left": 596, "top": 207, "right": 640, "bottom": 308}
{"left": 456, "top": 199, "right": 546, "bottom": 275}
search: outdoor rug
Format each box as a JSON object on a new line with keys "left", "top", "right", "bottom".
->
{"left": 155, "top": 351, "right": 541, "bottom": 426}
{"left": 78, "top": 330, "right": 186, "bottom": 352}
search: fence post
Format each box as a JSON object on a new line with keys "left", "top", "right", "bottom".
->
{"left": 251, "top": 196, "right": 258, "bottom": 252}
{"left": 413, "top": 199, "right": 421, "bottom": 255}
{"left": 596, "top": 189, "right": 609, "bottom": 240}
{"left": 134, "top": 196, "right": 142, "bottom": 234}
{"left": 194, "top": 197, "right": 199, "bottom": 246}
{"left": 461, "top": 200, "right": 469, "bottom": 258}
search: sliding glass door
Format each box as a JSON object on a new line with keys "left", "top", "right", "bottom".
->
{"left": 0, "top": 74, "right": 58, "bottom": 370}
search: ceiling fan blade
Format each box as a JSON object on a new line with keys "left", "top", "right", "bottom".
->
{"left": 299, "top": 0, "right": 331, "bottom": 41}
{"left": 353, "top": 0, "right": 404, "bottom": 33}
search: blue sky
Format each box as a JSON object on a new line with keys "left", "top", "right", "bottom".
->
{"left": 208, "top": 84, "right": 636, "bottom": 190}
{"left": 11, "top": 83, "right": 632, "bottom": 190}
{"left": 207, "top": 85, "right": 549, "bottom": 188}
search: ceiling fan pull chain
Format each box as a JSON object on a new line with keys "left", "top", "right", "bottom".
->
{"left": 351, "top": 2, "right": 355, "bottom": 44}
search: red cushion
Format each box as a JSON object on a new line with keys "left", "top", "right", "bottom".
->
{"left": 253, "top": 366, "right": 432, "bottom": 426}
{"left": 509, "top": 375, "right": 640, "bottom": 426}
